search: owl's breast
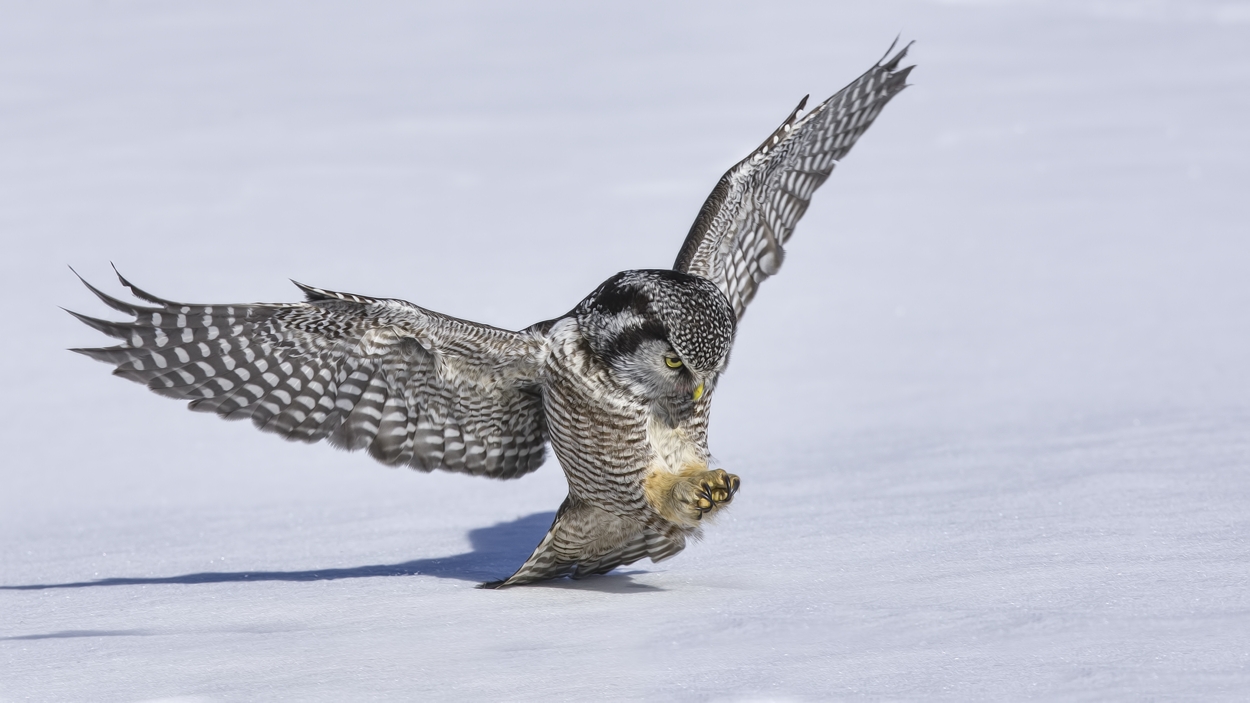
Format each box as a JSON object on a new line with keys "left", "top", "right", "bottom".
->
{"left": 540, "top": 318, "right": 654, "bottom": 514}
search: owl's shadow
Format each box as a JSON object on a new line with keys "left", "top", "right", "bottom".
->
{"left": 0, "top": 512, "right": 660, "bottom": 594}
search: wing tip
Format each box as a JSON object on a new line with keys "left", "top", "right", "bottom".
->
{"left": 291, "top": 279, "right": 332, "bottom": 302}
{"left": 879, "top": 35, "right": 916, "bottom": 73}
{"left": 110, "top": 263, "right": 179, "bottom": 306}
{"left": 290, "top": 279, "right": 378, "bottom": 305}
{"left": 68, "top": 345, "right": 116, "bottom": 361}
{"left": 880, "top": 35, "right": 920, "bottom": 69}
{"left": 63, "top": 307, "right": 132, "bottom": 340}
{"left": 69, "top": 266, "right": 153, "bottom": 316}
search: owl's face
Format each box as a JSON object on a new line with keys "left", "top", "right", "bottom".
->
{"left": 577, "top": 269, "right": 736, "bottom": 402}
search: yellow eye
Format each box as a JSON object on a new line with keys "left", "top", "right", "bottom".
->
{"left": 664, "top": 356, "right": 683, "bottom": 369}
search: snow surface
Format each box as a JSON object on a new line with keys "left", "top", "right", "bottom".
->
{"left": 2, "top": 1, "right": 1249, "bottom": 700}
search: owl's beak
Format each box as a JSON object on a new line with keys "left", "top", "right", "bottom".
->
{"left": 693, "top": 383, "right": 705, "bottom": 401}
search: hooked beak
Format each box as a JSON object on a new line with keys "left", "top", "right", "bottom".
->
{"left": 692, "top": 383, "right": 705, "bottom": 401}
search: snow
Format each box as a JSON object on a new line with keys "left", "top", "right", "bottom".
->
{"left": 2, "top": 1, "right": 1249, "bottom": 700}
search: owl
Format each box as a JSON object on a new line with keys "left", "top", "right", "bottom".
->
{"left": 70, "top": 42, "right": 913, "bottom": 587}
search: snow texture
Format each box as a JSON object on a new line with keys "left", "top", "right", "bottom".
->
{"left": 2, "top": 1, "right": 1249, "bottom": 700}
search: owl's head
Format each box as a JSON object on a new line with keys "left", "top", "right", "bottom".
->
{"left": 576, "top": 269, "right": 736, "bottom": 402}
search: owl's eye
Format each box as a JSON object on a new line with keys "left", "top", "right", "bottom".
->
{"left": 664, "top": 356, "right": 683, "bottom": 369}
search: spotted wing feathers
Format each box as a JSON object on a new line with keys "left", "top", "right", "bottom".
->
{"left": 674, "top": 40, "right": 914, "bottom": 318}
{"left": 70, "top": 270, "right": 550, "bottom": 479}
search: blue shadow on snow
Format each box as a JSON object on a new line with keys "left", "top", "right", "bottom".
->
{"left": 1, "top": 512, "right": 560, "bottom": 591}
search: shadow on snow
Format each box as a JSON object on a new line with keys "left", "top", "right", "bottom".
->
{"left": 2, "top": 512, "right": 659, "bottom": 594}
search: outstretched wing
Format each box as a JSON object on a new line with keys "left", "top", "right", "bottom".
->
{"left": 673, "top": 40, "right": 914, "bottom": 319}
{"left": 69, "top": 269, "right": 550, "bottom": 479}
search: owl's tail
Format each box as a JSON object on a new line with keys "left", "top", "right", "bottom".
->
{"left": 480, "top": 495, "right": 685, "bottom": 588}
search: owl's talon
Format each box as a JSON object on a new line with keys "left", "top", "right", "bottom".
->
{"left": 660, "top": 468, "right": 740, "bottom": 524}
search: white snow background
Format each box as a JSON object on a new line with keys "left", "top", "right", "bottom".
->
{"left": 2, "top": 1, "right": 1249, "bottom": 700}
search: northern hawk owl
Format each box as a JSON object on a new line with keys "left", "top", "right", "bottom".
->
{"left": 70, "top": 42, "right": 913, "bottom": 587}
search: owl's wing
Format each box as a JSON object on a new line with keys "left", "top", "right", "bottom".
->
{"left": 673, "top": 40, "right": 913, "bottom": 319}
{"left": 69, "top": 269, "right": 550, "bottom": 479}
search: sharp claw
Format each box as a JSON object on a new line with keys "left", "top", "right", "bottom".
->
{"left": 676, "top": 470, "right": 743, "bottom": 521}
